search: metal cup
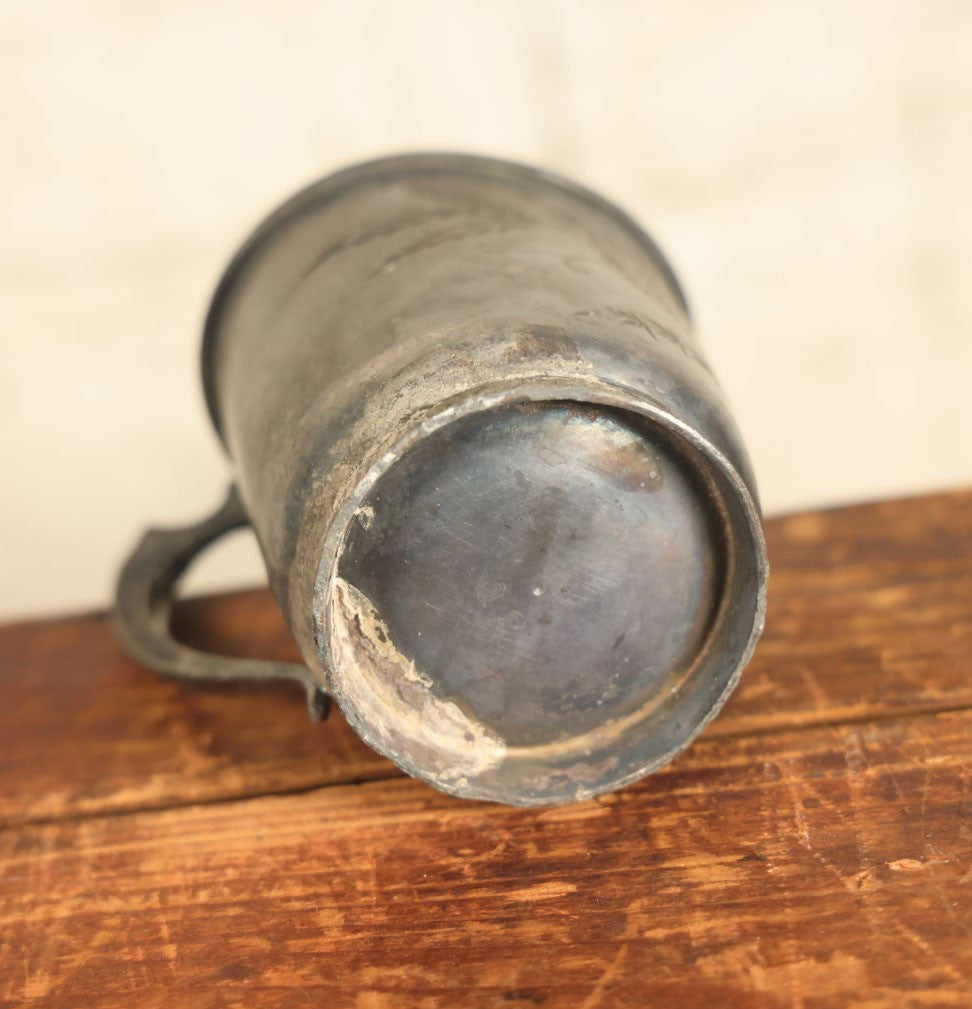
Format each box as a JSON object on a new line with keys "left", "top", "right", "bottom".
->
{"left": 116, "top": 154, "right": 767, "bottom": 805}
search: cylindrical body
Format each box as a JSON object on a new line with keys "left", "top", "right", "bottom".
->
{"left": 203, "top": 154, "right": 767, "bottom": 805}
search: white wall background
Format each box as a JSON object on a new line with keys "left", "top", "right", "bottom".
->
{"left": 2, "top": 0, "right": 971, "bottom": 618}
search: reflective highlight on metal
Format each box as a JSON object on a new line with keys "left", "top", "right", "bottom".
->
{"left": 115, "top": 154, "right": 768, "bottom": 806}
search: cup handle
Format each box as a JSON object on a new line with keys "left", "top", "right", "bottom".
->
{"left": 113, "top": 484, "right": 331, "bottom": 722}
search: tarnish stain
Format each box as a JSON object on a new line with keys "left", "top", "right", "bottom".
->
{"left": 330, "top": 577, "right": 506, "bottom": 783}
{"left": 500, "top": 325, "right": 597, "bottom": 380}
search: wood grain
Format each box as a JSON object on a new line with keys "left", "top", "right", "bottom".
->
{"left": 0, "top": 490, "right": 970, "bottom": 827}
{"left": 3, "top": 709, "right": 970, "bottom": 1008}
{"left": 1, "top": 489, "right": 972, "bottom": 1008}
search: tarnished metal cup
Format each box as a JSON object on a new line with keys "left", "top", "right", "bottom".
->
{"left": 116, "top": 154, "right": 767, "bottom": 805}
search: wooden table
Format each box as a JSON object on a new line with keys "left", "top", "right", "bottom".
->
{"left": 2, "top": 490, "right": 971, "bottom": 1008}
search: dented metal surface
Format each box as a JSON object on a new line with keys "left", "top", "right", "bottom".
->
{"left": 117, "top": 153, "right": 768, "bottom": 805}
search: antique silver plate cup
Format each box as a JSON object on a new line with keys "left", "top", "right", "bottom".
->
{"left": 116, "top": 154, "right": 767, "bottom": 805}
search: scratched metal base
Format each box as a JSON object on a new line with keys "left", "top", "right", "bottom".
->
{"left": 320, "top": 382, "right": 765, "bottom": 805}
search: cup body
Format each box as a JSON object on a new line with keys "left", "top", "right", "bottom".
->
{"left": 202, "top": 154, "right": 767, "bottom": 804}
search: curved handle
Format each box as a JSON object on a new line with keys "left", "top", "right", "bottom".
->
{"left": 113, "top": 485, "right": 330, "bottom": 721}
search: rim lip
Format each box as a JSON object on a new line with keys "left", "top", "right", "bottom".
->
{"left": 200, "top": 152, "right": 690, "bottom": 448}
{"left": 312, "top": 375, "right": 768, "bottom": 806}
